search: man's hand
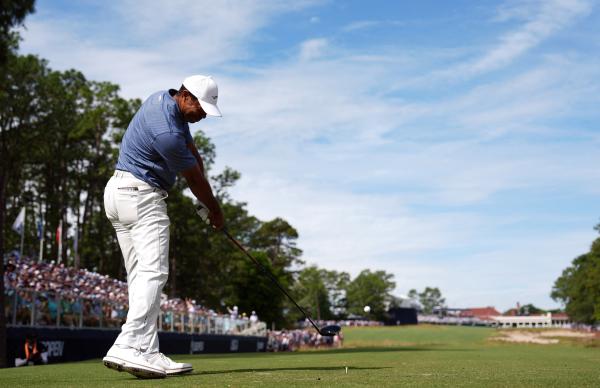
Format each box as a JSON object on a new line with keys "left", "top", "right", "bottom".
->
{"left": 196, "top": 202, "right": 225, "bottom": 230}
{"left": 196, "top": 204, "right": 210, "bottom": 224}
{"left": 182, "top": 163, "right": 225, "bottom": 230}
{"left": 209, "top": 206, "right": 225, "bottom": 230}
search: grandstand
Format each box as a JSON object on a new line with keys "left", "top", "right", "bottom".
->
{"left": 3, "top": 254, "right": 268, "bottom": 366}
{"left": 4, "top": 254, "right": 266, "bottom": 336}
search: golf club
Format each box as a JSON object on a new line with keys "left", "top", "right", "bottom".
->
{"left": 196, "top": 204, "right": 341, "bottom": 337}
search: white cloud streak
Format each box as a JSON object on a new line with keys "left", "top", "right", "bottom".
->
{"left": 470, "top": 0, "right": 592, "bottom": 73}
{"left": 19, "top": 0, "right": 325, "bottom": 99}
{"left": 415, "top": 0, "right": 594, "bottom": 84}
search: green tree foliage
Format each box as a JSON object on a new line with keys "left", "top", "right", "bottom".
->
{"left": 322, "top": 269, "right": 350, "bottom": 318}
{"left": 0, "top": 0, "right": 34, "bottom": 64}
{"left": 415, "top": 287, "right": 446, "bottom": 314}
{"left": 0, "top": 0, "right": 35, "bottom": 369}
{"left": 1, "top": 54, "right": 138, "bottom": 274}
{"left": 227, "top": 249, "right": 290, "bottom": 328}
{"left": 517, "top": 303, "right": 546, "bottom": 316}
{"left": 345, "top": 269, "right": 395, "bottom": 320}
{"left": 408, "top": 288, "right": 419, "bottom": 300}
{"left": 552, "top": 226, "right": 600, "bottom": 324}
{"left": 293, "top": 266, "right": 331, "bottom": 321}
{"left": 231, "top": 216, "right": 300, "bottom": 327}
{"left": 251, "top": 218, "right": 303, "bottom": 268}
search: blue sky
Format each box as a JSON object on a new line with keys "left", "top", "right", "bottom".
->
{"left": 18, "top": 0, "right": 600, "bottom": 311}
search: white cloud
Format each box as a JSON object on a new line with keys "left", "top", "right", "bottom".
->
{"left": 414, "top": 0, "right": 594, "bottom": 84}
{"left": 19, "top": 0, "right": 326, "bottom": 99}
{"left": 342, "top": 20, "right": 381, "bottom": 32}
{"left": 299, "top": 38, "right": 329, "bottom": 61}
{"left": 341, "top": 19, "right": 403, "bottom": 32}
{"left": 471, "top": 0, "right": 592, "bottom": 73}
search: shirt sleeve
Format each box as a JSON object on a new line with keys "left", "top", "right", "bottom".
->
{"left": 153, "top": 133, "right": 197, "bottom": 173}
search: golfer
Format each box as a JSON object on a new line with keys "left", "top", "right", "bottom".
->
{"left": 102, "top": 75, "right": 224, "bottom": 379}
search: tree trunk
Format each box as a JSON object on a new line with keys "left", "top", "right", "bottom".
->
{"left": 0, "top": 105, "right": 9, "bottom": 368}
{"left": 81, "top": 190, "right": 91, "bottom": 268}
{"left": 74, "top": 168, "right": 82, "bottom": 269}
{"left": 0, "top": 171, "right": 7, "bottom": 368}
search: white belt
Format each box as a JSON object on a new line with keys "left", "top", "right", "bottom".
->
{"left": 113, "top": 170, "right": 137, "bottom": 179}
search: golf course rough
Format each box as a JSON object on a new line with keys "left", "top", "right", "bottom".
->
{"left": 1, "top": 325, "right": 599, "bottom": 387}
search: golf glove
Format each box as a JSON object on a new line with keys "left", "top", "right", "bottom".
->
{"left": 195, "top": 203, "right": 210, "bottom": 225}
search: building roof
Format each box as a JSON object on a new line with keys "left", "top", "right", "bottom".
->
{"left": 459, "top": 307, "right": 501, "bottom": 320}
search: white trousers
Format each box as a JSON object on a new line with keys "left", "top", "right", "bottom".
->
{"left": 103, "top": 171, "right": 170, "bottom": 354}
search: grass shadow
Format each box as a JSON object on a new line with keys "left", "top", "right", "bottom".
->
{"left": 182, "top": 365, "right": 391, "bottom": 377}
{"left": 243, "top": 345, "right": 477, "bottom": 356}
{"left": 321, "top": 346, "right": 477, "bottom": 355}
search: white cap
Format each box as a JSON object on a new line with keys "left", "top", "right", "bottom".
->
{"left": 182, "top": 75, "right": 222, "bottom": 117}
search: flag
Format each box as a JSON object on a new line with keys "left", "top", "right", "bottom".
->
{"left": 12, "top": 207, "right": 25, "bottom": 234}
{"left": 38, "top": 217, "right": 45, "bottom": 262}
{"left": 37, "top": 219, "right": 43, "bottom": 240}
{"left": 56, "top": 220, "right": 63, "bottom": 261}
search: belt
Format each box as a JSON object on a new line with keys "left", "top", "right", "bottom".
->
{"left": 113, "top": 170, "right": 167, "bottom": 195}
{"left": 113, "top": 170, "right": 135, "bottom": 178}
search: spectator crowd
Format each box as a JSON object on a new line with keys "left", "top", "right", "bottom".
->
{"left": 266, "top": 319, "right": 383, "bottom": 351}
{"left": 267, "top": 329, "right": 344, "bottom": 351}
{"left": 4, "top": 253, "right": 376, "bottom": 344}
{"left": 3, "top": 254, "right": 263, "bottom": 335}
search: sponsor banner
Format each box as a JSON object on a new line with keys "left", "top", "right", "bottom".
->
{"left": 7, "top": 327, "right": 267, "bottom": 368}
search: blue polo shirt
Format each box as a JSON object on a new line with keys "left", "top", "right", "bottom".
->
{"left": 115, "top": 90, "right": 197, "bottom": 190}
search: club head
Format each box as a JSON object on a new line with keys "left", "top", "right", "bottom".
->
{"left": 319, "top": 325, "right": 342, "bottom": 337}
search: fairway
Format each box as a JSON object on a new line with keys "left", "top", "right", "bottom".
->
{"left": 2, "top": 325, "right": 600, "bottom": 387}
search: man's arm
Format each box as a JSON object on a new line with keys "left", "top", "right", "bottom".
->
{"left": 187, "top": 142, "right": 207, "bottom": 175}
{"left": 182, "top": 142, "right": 224, "bottom": 229}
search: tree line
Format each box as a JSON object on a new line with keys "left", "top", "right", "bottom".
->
{"left": 552, "top": 223, "right": 600, "bottom": 325}
{"left": 0, "top": 0, "right": 399, "bottom": 339}
{"left": 0, "top": 0, "right": 37, "bottom": 368}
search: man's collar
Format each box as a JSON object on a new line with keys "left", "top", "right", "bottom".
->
{"left": 167, "top": 90, "right": 184, "bottom": 121}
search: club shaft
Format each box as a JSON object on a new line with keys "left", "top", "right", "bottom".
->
{"left": 222, "top": 229, "right": 322, "bottom": 334}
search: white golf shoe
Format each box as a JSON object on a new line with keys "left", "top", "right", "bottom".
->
{"left": 144, "top": 352, "right": 193, "bottom": 376}
{"left": 103, "top": 345, "right": 166, "bottom": 379}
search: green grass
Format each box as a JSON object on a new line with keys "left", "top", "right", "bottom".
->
{"left": 2, "top": 325, "right": 600, "bottom": 387}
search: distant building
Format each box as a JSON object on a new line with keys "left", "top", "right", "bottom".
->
{"left": 421, "top": 306, "right": 501, "bottom": 326}
{"left": 459, "top": 307, "right": 501, "bottom": 322}
{"left": 492, "top": 313, "right": 572, "bottom": 329}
